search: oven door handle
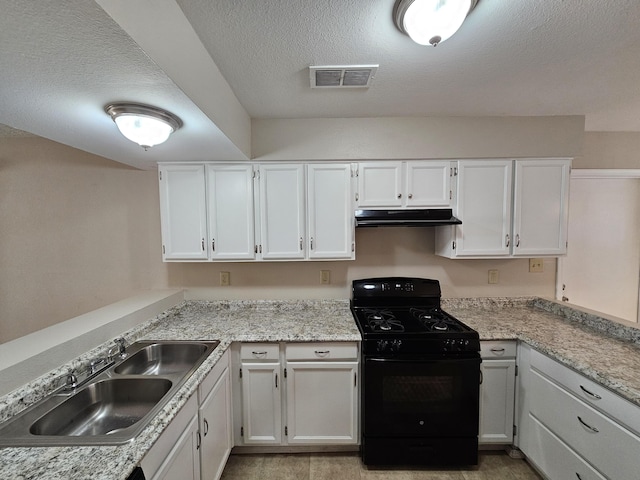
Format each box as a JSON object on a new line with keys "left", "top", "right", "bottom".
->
{"left": 366, "top": 356, "right": 480, "bottom": 364}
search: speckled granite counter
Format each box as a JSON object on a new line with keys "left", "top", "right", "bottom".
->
{"left": 1, "top": 297, "right": 640, "bottom": 480}
{"left": 0, "top": 300, "right": 359, "bottom": 480}
{"left": 443, "top": 297, "right": 640, "bottom": 405}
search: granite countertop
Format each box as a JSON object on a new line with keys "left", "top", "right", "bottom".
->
{"left": 1, "top": 297, "right": 640, "bottom": 480}
{"left": 443, "top": 297, "right": 640, "bottom": 405}
{"left": 0, "top": 300, "right": 360, "bottom": 480}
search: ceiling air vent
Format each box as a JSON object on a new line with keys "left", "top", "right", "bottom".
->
{"left": 310, "top": 65, "right": 378, "bottom": 88}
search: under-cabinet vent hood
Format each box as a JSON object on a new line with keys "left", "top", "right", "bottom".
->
{"left": 355, "top": 209, "right": 462, "bottom": 227}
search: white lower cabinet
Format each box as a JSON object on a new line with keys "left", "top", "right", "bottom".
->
{"left": 479, "top": 341, "right": 516, "bottom": 445}
{"left": 285, "top": 344, "right": 358, "bottom": 444}
{"left": 198, "top": 351, "right": 233, "bottom": 480}
{"left": 141, "top": 394, "right": 201, "bottom": 480}
{"left": 526, "top": 415, "right": 606, "bottom": 480}
{"left": 141, "top": 350, "right": 232, "bottom": 480}
{"left": 238, "top": 342, "right": 359, "bottom": 447}
{"left": 518, "top": 343, "right": 640, "bottom": 480}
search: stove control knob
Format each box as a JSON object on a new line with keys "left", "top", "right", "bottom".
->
{"left": 390, "top": 339, "right": 402, "bottom": 352}
{"left": 376, "top": 340, "right": 389, "bottom": 353}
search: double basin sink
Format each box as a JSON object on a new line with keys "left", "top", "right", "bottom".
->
{"left": 0, "top": 340, "right": 219, "bottom": 446}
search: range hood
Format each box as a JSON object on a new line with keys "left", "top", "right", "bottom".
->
{"left": 355, "top": 209, "right": 462, "bottom": 227}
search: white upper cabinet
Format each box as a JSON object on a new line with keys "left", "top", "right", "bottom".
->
{"left": 158, "top": 164, "right": 208, "bottom": 261}
{"left": 259, "top": 164, "right": 306, "bottom": 260}
{"left": 356, "top": 161, "right": 452, "bottom": 208}
{"left": 435, "top": 158, "right": 571, "bottom": 258}
{"left": 448, "top": 160, "right": 513, "bottom": 257}
{"left": 512, "top": 159, "right": 570, "bottom": 256}
{"left": 356, "top": 162, "right": 403, "bottom": 207}
{"left": 206, "top": 164, "right": 256, "bottom": 260}
{"left": 405, "top": 161, "right": 452, "bottom": 207}
{"left": 307, "top": 164, "right": 355, "bottom": 260}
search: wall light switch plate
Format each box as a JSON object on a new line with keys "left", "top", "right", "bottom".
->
{"left": 320, "top": 270, "right": 331, "bottom": 285}
{"left": 220, "top": 271, "right": 230, "bottom": 286}
{"left": 529, "top": 258, "right": 544, "bottom": 273}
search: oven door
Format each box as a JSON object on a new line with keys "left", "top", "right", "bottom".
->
{"left": 363, "top": 355, "right": 481, "bottom": 438}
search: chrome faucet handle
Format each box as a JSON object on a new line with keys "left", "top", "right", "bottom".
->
{"left": 107, "top": 337, "right": 127, "bottom": 361}
{"left": 88, "top": 357, "right": 106, "bottom": 375}
{"left": 114, "top": 337, "right": 127, "bottom": 354}
{"left": 62, "top": 372, "right": 78, "bottom": 391}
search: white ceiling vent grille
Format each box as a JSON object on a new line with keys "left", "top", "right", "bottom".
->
{"left": 310, "top": 65, "right": 378, "bottom": 88}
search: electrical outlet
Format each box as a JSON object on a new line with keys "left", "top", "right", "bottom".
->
{"left": 488, "top": 269, "right": 499, "bottom": 284}
{"left": 220, "top": 271, "right": 230, "bottom": 286}
{"left": 529, "top": 258, "right": 544, "bottom": 273}
{"left": 320, "top": 270, "right": 331, "bottom": 285}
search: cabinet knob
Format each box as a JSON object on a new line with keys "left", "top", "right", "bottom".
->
{"left": 397, "top": 193, "right": 402, "bottom": 199}
{"left": 408, "top": 193, "right": 413, "bottom": 199}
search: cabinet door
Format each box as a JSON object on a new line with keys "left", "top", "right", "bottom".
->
{"left": 356, "top": 162, "right": 403, "bottom": 207}
{"left": 455, "top": 160, "right": 512, "bottom": 257}
{"left": 285, "top": 362, "right": 358, "bottom": 444}
{"left": 150, "top": 414, "right": 200, "bottom": 480}
{"left": 405, "top": 161, "right": 452, "bottom": 207}
{"left": 206, "top": 164, "right": 256, "bottom": 260}
{"left": 199, "top": 366, "right": 232, "bottom": 480}
{"left": 241, "top": 362, "right": 282, "bottom": 444}
{"left": 512, "top": 159, "right": 570, "bottom": 256}
{"left": 259, "top": 164, "right": 305, "bottom": 259}
{"left": 479, "top": 359, "right": 516, "bottom": 444}
{"left": 307, "top": 164, "right": 354, "bottom": 259}
{"left": 158, "top": 164, "right": 208, "bottom": 260}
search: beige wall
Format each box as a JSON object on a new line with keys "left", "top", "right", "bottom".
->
{"left": 177, "top": 227, "right": 556, "bottom": 301}
{"left": 575, "top": 132, "right": 640, "bottom": 168}
{"left": 0, "top": 137, "right": 172, "bottom": 343}
{"left": 252, "top": 116, "right": 585, "bottom": 161}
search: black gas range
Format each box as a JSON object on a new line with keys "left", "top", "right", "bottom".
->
{"left": 351, "top": 277, "right": 481, "bottom": 466}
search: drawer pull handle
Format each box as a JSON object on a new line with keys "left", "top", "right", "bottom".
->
{"left": 576, "top": 474, "right": 582, "bottom": 480}
{"left": 252, "top": 351, "right": 267, "bottom": 358}
{"left": 577, "top": 416, "right": 599, "bottom": 433}
{"left": 490, "top": 347, "right": 505, "bottom": 353}
{"left": 315, "top": 350, "right": 330, "bottom": 357}
{"left": 580, "top": 385, "right": 602, "bottom": 400}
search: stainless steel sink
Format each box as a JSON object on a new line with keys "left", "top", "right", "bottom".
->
{"left": 114, "top": 342, "right": 209, "bottom": 376}
{"left": 0, "top": 340, "right": 219, "bottom": 446}
{"left": 29, "top": 378, "right": 172, "bottom": 437}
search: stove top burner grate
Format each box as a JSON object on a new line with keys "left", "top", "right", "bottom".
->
{"left": 363, "top": 308, "right": 405, "bottom": 332}
{"left": 410, "top": 308, "right": 465, "bottom": 333}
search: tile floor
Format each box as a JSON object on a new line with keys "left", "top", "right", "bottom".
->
{"left": 220, "top": 451, "right": 543, "bottom": 480}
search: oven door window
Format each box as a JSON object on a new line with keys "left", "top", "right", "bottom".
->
{"left": 363, "top": 356, "right": 480, "bottom": 437}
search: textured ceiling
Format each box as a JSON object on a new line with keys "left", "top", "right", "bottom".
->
{"left": 2, "top": 0, "right": 640, "bottom": 168}
{"left": 179, "top": 0, "right": 640, "bottom": 125}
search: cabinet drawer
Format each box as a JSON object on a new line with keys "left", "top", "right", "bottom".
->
{"left": 480, "top": 340, "right": 517, "bottom": 358}
{"left": 527, "top": 414, "right": 606, "bottom": 480}
{"left": 286, "top": 342, "right": 358, "bottom": 361}
{"left": 530, "top": 348, "right": 640, "bottom": 435}
{"left": 530, "top": 368, "right": 640, "bottom": 480}
{"left": 240, "top": 343, "right": 280, "bottom": 361}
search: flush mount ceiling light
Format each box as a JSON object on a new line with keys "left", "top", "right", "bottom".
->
{"left": 393, "top": 0, "right": 478, "bottom": 47}
{"left": 105, "top": 103, "right": 182, "bottom": 149}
